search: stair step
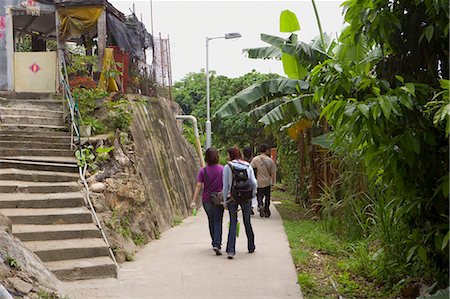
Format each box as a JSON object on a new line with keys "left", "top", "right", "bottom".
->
{"left": 0, "top": 123, "right": 67, "bottom": 132}
{"left": 0, "top": 180, "right": 79, "bottom": 193}
{"left": 46, "top": 256, "right": 117, "bottom": 281}
{"left": 24, "top": 238, "right": 109, "bottom": 262}
{"left": 13, "top": 223, "right": 100, "bottom": 241}
{"left": 0, "top": 168, "right": 78, "bottom": 182}
{"left": 0, "top": 107, "right": 63, "bottom": 118}
{"left": 0, "top": 130, "right": 70, "bottom": 137}
{"left": 0, "top": 207, "right": 93, "bottom": 224}
{"left": 0, "top": 192, "right": 84, "bottom": 208}
{"left": 0, "top": 92, "right": 56, "bottom": 99}
{"left": 0, "top": 159, "right": 77, "bottom": 173}
{"left": 1, "top": 115, "right": 64, "bottom": 126}
{"left": 0, "top": 99, "right": 63, "bottom": 111}
{"left": 0, "top": 156, "right": 77, "bottom": 164}
{"left": 0, "top": 148, "right": 74, "bottom": 157}
{"left": 0, "top": 141, "right": 71, "bottom": 150}
{"left": 0, "top": 134, "right": 71, "bottom": 143}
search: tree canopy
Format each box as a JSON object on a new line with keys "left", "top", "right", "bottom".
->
{"left": 173, "top": 70, "right": 280, "bottom": 149}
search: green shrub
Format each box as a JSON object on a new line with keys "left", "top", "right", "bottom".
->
{"left": 73, "top": 87, "right": 107, "bottom": 116}
{"left": 105, "top": 99, "right": 133, "bottom": 131}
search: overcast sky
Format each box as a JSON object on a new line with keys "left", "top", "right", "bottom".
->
{"left": 109, "top": 0, "right": 345, "bottom": 82}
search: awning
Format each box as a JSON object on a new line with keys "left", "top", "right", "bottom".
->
{"left": 58, "top": 6, "right": 103, "bottom": 39}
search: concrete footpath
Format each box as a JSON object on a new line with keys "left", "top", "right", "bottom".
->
{"left": 63, "top": 204, "right": 303, "bottom": 299}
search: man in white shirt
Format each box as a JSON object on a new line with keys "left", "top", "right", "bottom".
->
{"left": 251, "top": 143, "right": 276, "bottom": 217}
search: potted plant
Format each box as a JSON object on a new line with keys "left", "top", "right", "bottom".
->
{"left": 79, "top": 122, "right": 92, "bottom": 137}
{"left": 79, "top": 117, "right": 105, "bottom": 137}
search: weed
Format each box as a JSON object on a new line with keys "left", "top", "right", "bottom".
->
{"left": 335, "top": 272, "right": 360, "bottom": 295}
{"left": 5, "top": 255, "right": 19, "bottom": 269}
{"left": 133, "top": 233, "right": 145, "bottom": 246}
{"left": 172, "top": 215, "right": 183, "bottom": 227}
{"left": 36, "top": 290, "right": 68, "bottom": 299}
{"left": 297, "top": 273, "right": 316, "bottom": 289}
{"left": 107, "top": 208, "right": 132, "bottom": 239}
{"left": 125, "top": 251, "right": 134, "bottom": 262}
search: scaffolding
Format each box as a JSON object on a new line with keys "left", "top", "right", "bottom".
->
{"left": 152, "top": 33, "right": 173, "bottom": 100}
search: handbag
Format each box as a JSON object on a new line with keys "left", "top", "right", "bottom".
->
{"left": 203, "top": 168, "right": 223, "bottom": 205}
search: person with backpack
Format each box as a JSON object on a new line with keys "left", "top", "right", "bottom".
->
{"left": 190, "top": 148, "right": 224, "bottom": 256}
{"left": 243, "top": 146, "right": 257, "bottom": 215}
{"left": 222, "top": 146, "right": 257, "bottom": 259}
{"left": 251, "top": 143, "right": 277, "bottom": 218}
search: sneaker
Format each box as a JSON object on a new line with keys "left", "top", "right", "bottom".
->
{"left": 248, "top": 249, "right": 255, "bottom": 253}
{"left": 265, "top": 207, "right": 271, "bottom": 218}
{"left": 259, "top": 206, "right": 265, "bottom": 217}
{"left": 227, "top": 252, "right": 235, "bottom": 259}
{"left": 213, "top": 247, "right": 222, "bottom": 256}
{"left": 251, "top": 207, "right": 255, "bottom": 215}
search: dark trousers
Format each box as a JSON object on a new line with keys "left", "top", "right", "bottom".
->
{"left": 257, "top": 186, "right": 271, "bottom": 209}
{"left": 226, "top": 199, "right": 255, "bottom": 254}
{"left": 203, "top": 200, "right": 224, "bottom": 249}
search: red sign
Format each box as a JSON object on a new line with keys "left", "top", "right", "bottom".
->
{"left": 29, "top": 63, "right": 41, "bottom": 73}
{"left": 20, "top": 0, "right": 35, "bottom": 7}
{"left": 0, "top": 16, "right": 5, "bottom": 30}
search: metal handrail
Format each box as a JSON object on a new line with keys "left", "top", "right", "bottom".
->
{"left": 59, "top": 55, "right": 119, "bottom": 275}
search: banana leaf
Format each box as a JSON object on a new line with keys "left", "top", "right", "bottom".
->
{"left": 248, "top": 98, "right": 285, "bottom": 120}
{"left": 214, "top": 78, "right": 309, "bottom": 119}
{"left": 244, "top": 46, "right": 282, "bottom": 60}
{"left": 260, "top": 33, "right": 287, "bottom": 47}
{"left": 280, "top": 10, "right": 300, "bottom": 33}
{"left": 258, "top": 94, "right": 315, "bottom": 125}
{"left": 311, "top": 133, "right": 332, "bottom": 149}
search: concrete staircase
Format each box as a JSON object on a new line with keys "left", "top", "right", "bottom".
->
{"left": 0, "top": 93, "right": 117, "bottom": 281}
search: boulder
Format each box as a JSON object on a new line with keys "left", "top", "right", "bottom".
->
{"left": 7, "top": 278, "right": 32, "bottom": 294}
{"left": 90, "top": 193, "right": 107, "bottom": 213}
{"left": 90, "top": 182, "right": 106, "bottom": 193}
{"left": 0, "top": 214, "right": 11, "bottom": 234}
{"left": 0, "top": 231, "right": 61, "bottom": 291}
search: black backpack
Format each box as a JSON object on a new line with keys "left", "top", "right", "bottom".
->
{"left": 228, "top": 162, "right": 253, "bottom": 204}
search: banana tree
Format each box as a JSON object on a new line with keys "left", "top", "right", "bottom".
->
{"left": 214, "top": 10, "right": 337, "bottom": 200}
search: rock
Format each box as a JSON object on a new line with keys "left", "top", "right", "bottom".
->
{"left": 90, "top": 182, "right": 106, "bottom": 193}
{"left": 7, "top": 278, "right": 32, "bottom": 294}
{"left": 0, "top": 213, "right": 12, "bottom": 233}
{"left": 113, "top": 131, "right": 131, "bottom": 166}
{"left": 114, "top": 250, "right": 126, "bottom": 264}
{"left": 103, "top": 190, "right": 119, "bottom": 210}
{"left": 0, "top": 231, "right": 60, "bottom": 291}
{"left": 90, "top": 193, "right": 107, "bottom": 213}
{"left": 88, "top": 162, "right": 120, "bottom": 183}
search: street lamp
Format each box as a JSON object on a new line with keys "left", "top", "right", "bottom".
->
{"left": 205, "top": 32, "right": 242, "bottom": 149}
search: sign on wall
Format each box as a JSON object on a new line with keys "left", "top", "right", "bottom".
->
{"left": 14, "top": 52, "right": 56, "bottom": 93}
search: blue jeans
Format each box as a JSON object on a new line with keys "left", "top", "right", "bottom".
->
{"left": 203, "top": 200, "right": 224, "bottom": 249}
{"left": 226, "top": 199, "right": 255, "bottom": 254}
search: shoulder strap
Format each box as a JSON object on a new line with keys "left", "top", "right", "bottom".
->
{"left": 203, "top": 167, "right": 209, "bottom": 184}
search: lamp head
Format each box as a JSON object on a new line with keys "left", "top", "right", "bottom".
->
{"left": 224, "top": 32, "right": 242, "bottom": 39}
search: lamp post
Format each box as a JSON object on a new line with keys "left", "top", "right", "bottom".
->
{"left": 205, "top": 32, "right": 242, "bottom": 149}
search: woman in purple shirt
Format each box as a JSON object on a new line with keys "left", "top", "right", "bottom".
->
{"left": 191, "top": 148, "right": 224, "bottom": 255}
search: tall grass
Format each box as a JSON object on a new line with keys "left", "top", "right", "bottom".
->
{"left": 312, "top": 149, "right": 448, "bottom": 287}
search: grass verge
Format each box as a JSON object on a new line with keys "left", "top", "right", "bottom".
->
{"left": 273, "top": 190, "right": 393, "bottom": 298}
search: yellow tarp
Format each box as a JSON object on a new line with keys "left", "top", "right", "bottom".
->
{"left": 98, "top": 48, "right": 119, "bottom": 92}
{"left": 58, "top": 6, "right": 103, "bottom": 39}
